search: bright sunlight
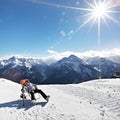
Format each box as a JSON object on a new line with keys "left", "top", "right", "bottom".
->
{"left": 92, "top": 2, "right": 107, "bottom": 19}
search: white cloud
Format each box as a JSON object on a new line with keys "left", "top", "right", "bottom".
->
{"left": 46, "top": 48, "right": 120, "bottom": 62}
{"left": 67, "top": 30, "right": 74, "bottom": 36}
{"left": 33, "top": 48, "right": 119, "bottom": 64}
{"left": 60, "top": 30, "right": 66, "bottom": 37}
{"left": 1, "top": 48, "right": 120, "bottom": 65}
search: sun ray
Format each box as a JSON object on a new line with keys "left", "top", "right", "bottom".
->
{"left": 70, "top": 0, "right": 120, "bottom": 36}
{"left": 75, "top": 16, "right": 93, "bottom": 32}
{"left": 29, "top": 0, "right": 91, "bottom": 11}
{"left": 104, "top": 14, "right": 119, "bottom": 23}
{"left": 29, "top": 0, "right": 120, "bottom": 27}
{"left": 88, "top": 17, "right": 97, "bottom": 31}
{"left": 101, "top": 16, "right": 109, "bottom": 26}
{"left": 85, "top": 0, "right": 96, "bottom": 9}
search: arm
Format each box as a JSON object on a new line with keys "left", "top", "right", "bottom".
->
{"left": 21, "top": 86, "right": 26, "bottom": 93}
{"left": 25, "top": 83, "right": 36, "bottom": 93}
{"left": 32, "top": 84, "right": 38, "bottom": 89}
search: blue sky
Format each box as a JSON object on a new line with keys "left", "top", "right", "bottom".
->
{"left": 0, "top": 0, "right": 120, "bottom": 58}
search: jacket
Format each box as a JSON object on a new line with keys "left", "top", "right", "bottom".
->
{"left": 23, "top": 82, "right": 37, "bottom": 93}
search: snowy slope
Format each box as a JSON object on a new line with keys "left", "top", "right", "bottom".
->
{"left": 0, "top": 78, "right": 120, "bottom": 120}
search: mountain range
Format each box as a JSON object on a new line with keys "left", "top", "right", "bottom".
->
{"left": 0, "top": 55, "right": 120, "bottom": 84}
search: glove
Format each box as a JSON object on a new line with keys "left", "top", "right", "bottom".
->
{"left": 21, "top": 88, "right": 25, "bottom": 92}
{"left": 20, "top": 94, "right": 26, "bottom": 99}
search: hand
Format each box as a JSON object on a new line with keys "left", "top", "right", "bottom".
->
{"left": 20, "top": 94, "right": 26, "bottom": 99}
{"left": 21, "top": 88, "right": 25, "bottom": 92}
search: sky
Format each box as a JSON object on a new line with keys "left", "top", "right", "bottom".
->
{"left": 0, "top": 0, "right": 120, "bottom": 58}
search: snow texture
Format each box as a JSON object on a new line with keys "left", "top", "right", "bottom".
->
{"left": 0, "top": 78, "right": 120, "bottom": 120}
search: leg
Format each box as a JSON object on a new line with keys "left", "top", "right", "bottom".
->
{"left": 30, "top": 91, "right": 35, "bottom": 100}
{"left": 34, "top": 89, "right": 47, "bottom": 100}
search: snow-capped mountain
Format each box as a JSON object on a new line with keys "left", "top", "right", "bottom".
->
{"left": 0, "top": 55, "right": 120, "bottom": 84}
{"left": 43, "top": 55, "right": 97, "bottom": 84}
{"left": 0, "top": 56, "right": 45, "bottom": 68}
{"left": 108, "top": 55, "right": 120, "bottom": 64}
{"left": 0, "top": 78, "right": 120, "bottom": 120}
{"left": 85, "top": 57, "right": 120, "bottom": 78}
{"left": 0, "top": 56, "right": 48, "bottom": 84}
{"left": 51, "top": 55, "right": 87, "bottom": 73}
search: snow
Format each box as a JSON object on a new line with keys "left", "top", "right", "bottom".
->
{"left": 0, "top": 78, "right": 120, "bottom": 120}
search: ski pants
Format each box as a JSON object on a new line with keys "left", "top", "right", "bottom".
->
{"left": 30, "top": 89, "right": 47, "bottom": 100}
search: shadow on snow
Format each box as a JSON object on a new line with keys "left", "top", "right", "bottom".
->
{"left": 0, "top": 99, "right": 47, "bottom": 111}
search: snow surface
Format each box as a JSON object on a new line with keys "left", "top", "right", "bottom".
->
{"left": 0, "top": 78, "right": 120, "bottom": 120}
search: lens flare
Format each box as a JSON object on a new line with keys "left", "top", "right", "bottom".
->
{"left": 74, "top": 0, "right": 119, "bottom": 33}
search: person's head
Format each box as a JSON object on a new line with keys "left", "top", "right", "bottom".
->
{"left": 20, "top": 79, "right": 29, "bottom": 86}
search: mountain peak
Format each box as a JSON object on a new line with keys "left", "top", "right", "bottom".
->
{"left": 67, "top": 55, "right": 85, "bottom": 64}
{"left": 68, "top": 54, "right": 78, "bottom": 59}
{"left": 8, "top": 56, "right": 18, "bottom": 61}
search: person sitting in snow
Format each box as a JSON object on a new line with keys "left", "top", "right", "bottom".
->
{"left": 20, "top": 79, "right": 50, "bottom": 102}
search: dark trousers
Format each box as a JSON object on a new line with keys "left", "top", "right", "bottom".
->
{"left": 30, "top": 89, "right": 47, "bottom": 100}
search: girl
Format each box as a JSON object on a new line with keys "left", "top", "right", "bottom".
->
{"left": 20, "top": 79, "right": 50, "bottom": 102}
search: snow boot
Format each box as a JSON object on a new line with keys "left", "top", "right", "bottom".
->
{"left": 46, "top": 95, "right": 50, "bottom": 102}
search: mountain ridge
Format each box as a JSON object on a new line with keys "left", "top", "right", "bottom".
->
{"left": 0, "top": 55, "right": 120, "bottom": 84}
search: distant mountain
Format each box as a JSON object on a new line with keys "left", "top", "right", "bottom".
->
{"left": 0, "top": 56, "right": 48, "bottom": 84}
{"left": 85, "top": 57, "right": 120, "bottom": 78}
{"left": 0, "top": 55, "right": 120, "bottom": 84}
{"left": 43, "top": 55, "right": 97, "bottom": 84}
{"left": 108, "top": 55, "right": 120, "bottom": 64}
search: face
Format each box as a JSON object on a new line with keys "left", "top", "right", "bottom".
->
{"left": 25, "top": 81, "right": 28, "bottom": 86}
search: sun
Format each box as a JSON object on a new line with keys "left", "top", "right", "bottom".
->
{"left": 72, "top": 0, "right": 119, "bottom": 35}
{"left": 92, "top": 2, "right": 107, "bottom": 19}
{"left": 86, "top": 0, "right": 119, "bottom": 26}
